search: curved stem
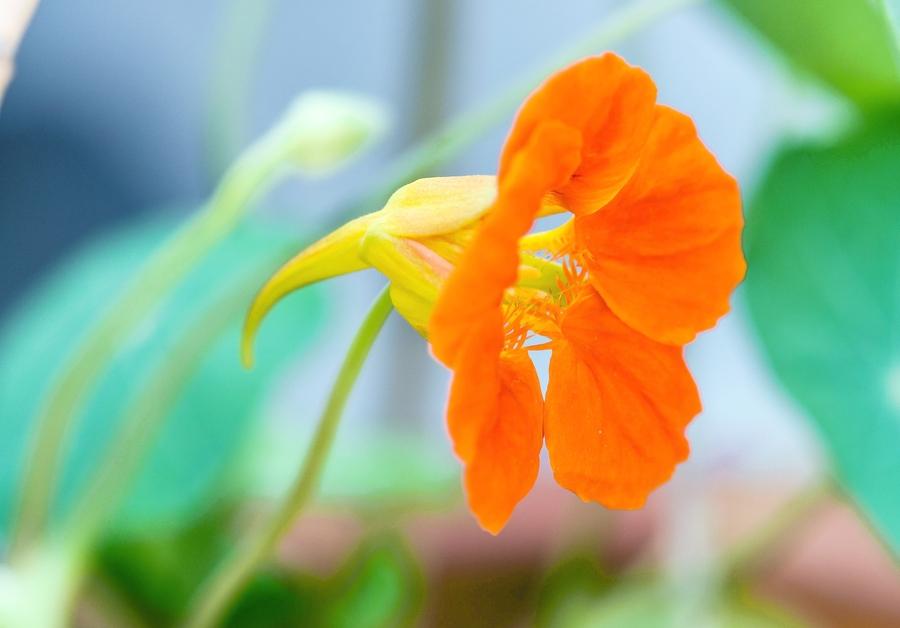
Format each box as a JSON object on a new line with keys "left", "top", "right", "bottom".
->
{"left": 63, "top": 257, "right": 292, "bottom": 547}
{"left": 205, "top": 0, "right": 277, "bottom": 178}
{"left": 183, "top": 285, "right": 393, "bottom": 628}
{"left": 10, "top": 120, "right": 295, "bottom": 557}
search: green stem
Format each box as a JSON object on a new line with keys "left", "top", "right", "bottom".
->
{"left": 183, "top": 286, "right": 393, "bottom": 628}
{"left": 12, "top": 251, "right": 303, "bottom": 627}
{"left": 10, "top": 115, "right": 299, "bottom": 557}
{"left": 205, "top": 0, "right": 277, "bottom": 178}
{"left": 63, "top": 257, "right": 293, "bottom": 547}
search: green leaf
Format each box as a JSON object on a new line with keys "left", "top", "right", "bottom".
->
{"left": 97, "top": 505, "right": 326, "bottom": 627}
{"left": 555, "top": 582, "right": 801, "bottom": 628}
{"left": 96, "top": 507, "right": 236, "bottom": 626}
{"left": 744, "top": 117, "right": 900, "bottom": 555}
{"left": 98, "top": 523, "right": 422, "bottom": 627}
{"left": 222, "top": 532, "right": 422, "bottom": 628}
{"left": 0, "top": 213, "right": 327, "bottom": 536}
{"left": 535, "top": 552, "right": 613, "bottom": 628}
{"left": 251, "top": 427, "right": 459, "bottom": 510}
{"left": 720, "top": 0, "right": 900, "bottom": 108}
{"left": 322, "top": 534, "right": 423, "bottom": 628}
{"left": 222, "top": 569, "right": 324, "bottom": 628}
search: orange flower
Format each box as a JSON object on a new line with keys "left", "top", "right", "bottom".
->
{"left": 429, "top": 53, "right": 744, "bottom": 533}
{"left": 242, "top": 52, "right": 743, "bottom": 535}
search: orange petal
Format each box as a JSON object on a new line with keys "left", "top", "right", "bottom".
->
{"left": 500, "top": 53, "right": 657, "bottom": 216}
{"left": 462, "top": 351, "right": 543, "bottom": 534}
{"left": 445, "top": 315, "right": 504, "bottom": 462}
{"left": 575, "top": 105, "right": 745, "bottom": 345}
{"left": 544, "top": 289, "right": 700, "bottom": 508}
{"left": 429, "top": 120, "right": 581, "bottom": 367}
{"left": 431, "top": 122, "right": 579, "bottom": 533}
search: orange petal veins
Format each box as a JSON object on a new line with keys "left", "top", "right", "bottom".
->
{"left": 429, "top": 120, "right": 581, "bottom": 367}
{"left": 575, "top": 105, "right": 745, "bottom": 345}
{"left": 544, "top": 289, "right": 700, "bottom": 509}
{"left": 500, "top": 53, "right": 657, "bottom": 217}
{"left": 463, "top": 351, "right": 543, "bottom": 534}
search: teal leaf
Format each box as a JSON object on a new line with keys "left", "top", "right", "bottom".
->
{"left": 0, "top": 212, "right": 326, "bottom": 537}
{"left": 744, "top": 117, "right": 900, "bottom": 555}
{"left": 720, "top": 0, "right": 900, "bottom": 109}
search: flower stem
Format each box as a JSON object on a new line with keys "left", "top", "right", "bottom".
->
{"left": 204, "top": 0, "right": 278, "bottom": 178}
{"left": 183, "top": 285, "right": 393, "bottom": 628}
{"left": 63, "top": 257, "right": 293, "bottom": 547}
{"left": 9, "top": 117, "right": 297, "bottom": 557}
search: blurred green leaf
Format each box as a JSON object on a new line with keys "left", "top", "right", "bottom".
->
{"left": 97, "top": 507, "right": 235, "bottom": 626}
{"left": 535, "top": 552, "right": 613, "bottom": 628}
{"left": 745, "top": 117, "right": 900, "bottom": 555}
{"left": 100, "top": 522, "right": 421, "bottom": 628}
{"left": 0, "top": 213, "right": 326, "bottom": 537}
{"left": 320, "top": 433, "right": 457, "bottom": 507}
{"left": 555, "top": 582, "right": 801, "bottom": 628}
{"left": 98, "top": 506, "right": 325, "bottom": 627}
{"left": 322, "top": 534, "right": 422, "bottom": 628}
{"left": 720, "top": 0, "right": 900, "bottom": 108}
{"left": 222, "top": 569, "right": 324, "bottom": 628}
{"left": 252, "top": 428, "right": 459, "bottom": 511}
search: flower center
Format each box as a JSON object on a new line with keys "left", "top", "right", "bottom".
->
{"left": 503, "top": 246, "right": 589, "bottom": 352}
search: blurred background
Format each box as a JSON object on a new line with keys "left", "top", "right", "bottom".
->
{"left": 1, "top": 0, "right": 898, "bottom": 626}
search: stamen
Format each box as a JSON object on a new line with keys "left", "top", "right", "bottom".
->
{"left": 502, "top": 287, "right": 562, "bottom": 351}
{"left": 502, "top": 227, "right": 594, "bottom": 351}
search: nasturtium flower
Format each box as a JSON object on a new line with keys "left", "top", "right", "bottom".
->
{"left": 243, "top": 53, "right": 745, "bottom": 534}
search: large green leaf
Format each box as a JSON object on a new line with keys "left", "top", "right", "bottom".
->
{"left": 744, "top": 118, "right": 900, "bottom": 554}
{"left": 0, "top": 213, "right": 326, "bottom": 536}
{"left": 720, "top": 0, "right": 900, "bottom": 108}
